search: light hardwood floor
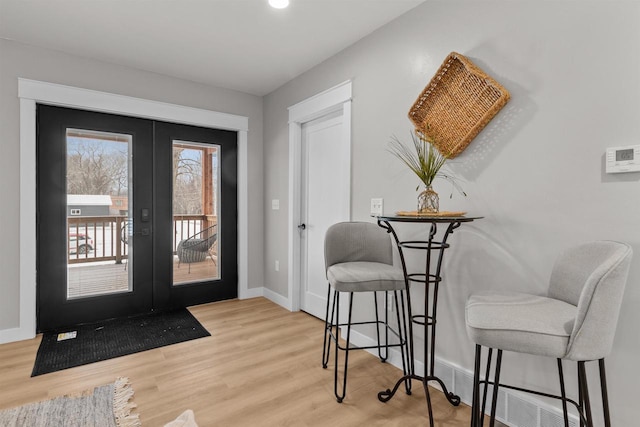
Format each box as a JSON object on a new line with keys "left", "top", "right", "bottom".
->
{"left": 0, "top": 297, "right": 483, "bottom": 426}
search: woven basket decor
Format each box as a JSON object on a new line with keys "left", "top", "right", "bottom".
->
{"left": 408, "top": 52, "right": 510, "bottom": 158}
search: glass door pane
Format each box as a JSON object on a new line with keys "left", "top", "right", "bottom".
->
{"left": 66, "top": 129, "right": 132, "bottom": 299}
{"left": 172, "top": 141, "right": 220, "bottom": 285}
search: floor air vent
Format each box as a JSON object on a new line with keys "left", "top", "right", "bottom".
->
{"left": 443, "top": 358, "right": 580, "bottom": 427}
{"left": 539, "top": 407, "right": 578, "bottom": 427}
{"left": 506, "top": 393, "right": 538, "bottom": 427}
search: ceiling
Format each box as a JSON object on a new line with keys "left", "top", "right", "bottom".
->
{"left": 0, "top": 0, "right": 425, "bottom": 96}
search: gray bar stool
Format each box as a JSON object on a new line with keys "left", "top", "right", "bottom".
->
{"left": 322, "top": 221, "right": 411, "bottom": 403}
{"left": 465, "top": 241, "right": 632, "bottom": 427}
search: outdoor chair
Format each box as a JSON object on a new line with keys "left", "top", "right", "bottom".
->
{"left": 177, "top": 224, "right": 218, "bottom": 273}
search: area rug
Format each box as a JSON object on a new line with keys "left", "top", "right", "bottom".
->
{"left": 0, "top": 377, "right": 140, "bottom": 427}
{"left": 32, "top": 308, "right": 210, "bottom": 376}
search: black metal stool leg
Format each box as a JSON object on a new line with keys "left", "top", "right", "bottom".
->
{"left": 578, "top": 362, "right": 585, "bottom": 427}
{"left": 373, "top": 292, "right": 387, "bottom": 362}
{"left": 578, "top": 361, "right": 594, "bottom": 427}
{"left": 556, "top": 359, "right": 570, "bottom": 427}
{"left": 322, "top": 284, "right": 333, "bottom": 369}
{"left": 334, "top": 292, "right": 354, "bottom": 403}
{"left": 333, "top": 291, "right": 342, "bottom": 402}
{"left": 557, "top": 359, "right": 570, "bottom": 427}
{"left": 489, "top": 350, "right": 503, "bottom": 427}
{"left": 481, "top": 347, "right": 494, "bottom": 422}
{"left": 471, "top": 344, "right": 482, "bottom": 427}
{"left": 599, "top": 359, "right": 611, "bottom": 427}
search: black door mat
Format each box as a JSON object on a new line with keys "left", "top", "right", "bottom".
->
{"left": 32, "top": 308, "right": 210, "bottom": 376}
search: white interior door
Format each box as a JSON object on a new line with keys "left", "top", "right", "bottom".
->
{"left": 300, "top": 110, "right": 350, "bottom": 319}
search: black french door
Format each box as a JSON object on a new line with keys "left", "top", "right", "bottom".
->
{"left": 154, "top": 121, "right": 237, "bottom": 309}
{"left": 37, "top": 105, "right": 237, "bottom": 332}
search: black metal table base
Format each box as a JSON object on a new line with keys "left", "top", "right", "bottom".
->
{"left": 375, "top": 215, "right": 479, "bottom": 426}
{"left": 378, "top": 374, "right": 461, "bottom": 406}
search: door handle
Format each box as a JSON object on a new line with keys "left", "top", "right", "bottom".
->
{"left": 298, "top": 223, "right": 306, "bottom": 230}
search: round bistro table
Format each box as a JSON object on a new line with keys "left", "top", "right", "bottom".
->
{"left": 375, "top": 214, "right": 482, "bottom": 426}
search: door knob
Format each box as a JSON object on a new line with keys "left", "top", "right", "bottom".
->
{"left": 298, "top": 223, "right": 306, "bottom": 230}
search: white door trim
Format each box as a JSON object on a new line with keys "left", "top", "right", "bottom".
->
{"left": 287, "top": 80, "right": 352, "bottom": 311}
{"left": 11, "top": 78, "right": 249, "bottom": 343}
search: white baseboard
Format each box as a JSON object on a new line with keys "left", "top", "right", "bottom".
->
{"left": 240, "top": 286, "right": 264, "bottom": 300}
{"left": 0, "top": 326, "right": 35, "bottom": 345}
{"left": 262, "top": 287, "right": 291, "bottom": 309}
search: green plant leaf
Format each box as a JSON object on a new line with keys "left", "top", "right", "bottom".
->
{"left": 388, "top": 129, "right": 466, "bottom": 197}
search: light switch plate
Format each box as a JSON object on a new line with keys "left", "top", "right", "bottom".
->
{"left": 272, "top": 199, "right": 280, "bottom": 210}
{"left": 370, "top": 198, "right": 383, "bottom": 216}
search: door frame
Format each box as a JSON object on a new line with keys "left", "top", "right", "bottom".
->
{"left": 15, "top": 78, "right": 249, "bottom": 342}
{"left": 287, "top": 80, "right": 352, "bottom": 312}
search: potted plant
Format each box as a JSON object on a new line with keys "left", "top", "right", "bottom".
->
{"left": 388, "top": 129, "right": 465, "bottom": 213}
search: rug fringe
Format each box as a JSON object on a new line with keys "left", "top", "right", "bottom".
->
{"left": 113, "top": 377, "right": 141, "bottom": 427}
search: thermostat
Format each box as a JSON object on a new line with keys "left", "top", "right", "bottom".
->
{"left": 606, "top": 145, "right": 640, "bottom": 174}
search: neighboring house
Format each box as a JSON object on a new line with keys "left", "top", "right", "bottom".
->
{"left": 67, "top": 194, "right": 112, "bottom": 217}
{"left": 110, "top": 195, "right": 128, "bottom": 215}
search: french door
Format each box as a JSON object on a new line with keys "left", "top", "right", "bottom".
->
{"left": 37, "top": 105, "right": 237, "bottom": 332}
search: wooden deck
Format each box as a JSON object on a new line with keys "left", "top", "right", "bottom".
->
{"left": 67, "top": 257, "right": 218, "bottom": 298}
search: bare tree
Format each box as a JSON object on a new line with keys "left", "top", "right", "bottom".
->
{"left": 67, "top": 138, "right": 205, "bottom": 214}
{"left": 67, "top": 138, "right": 128, "bottom": 196}
{"left": 173, "top": 148, "right": 202, "bottom": 215}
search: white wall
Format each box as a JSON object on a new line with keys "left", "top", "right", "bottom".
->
{"left": 0, "top": 39, "right": 265, "bottom": 331}
{"left": 263, "top": 1, "right": 640, "bottom": 424}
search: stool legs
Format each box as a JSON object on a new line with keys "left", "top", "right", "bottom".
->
{"left": 480, "top": 348, "right": 493, "bottom": 419}
{"left": 488, "top": 350, "right": 502, "bottom": 427}
{"left": 470, "top": 349, "right": 612, "bottom": 427}
{"left": 578, "top": 361, "right": 594, "bottom": 427}
{"left": 599, "top": 359, "right": 611, "bottom": 427}
{"left": 322, "top": 287, "right": 409, "bottom": 403}
{"left": 373, "top": 292, "right": 388, "bottom": 362}
{"left": 557, "top": 359, "right": 570, "bottom": 427}
{"left": 471, "top": 345, "right": 482, "bottom": 427}
{"left": 471, "top": 346, "right": 502, "bottom": 427}
{"left": 322, "top": 283, "right": 334, "bottom": 369}
{"left": 333, "top": 291, "right": 354, "bottom": 403}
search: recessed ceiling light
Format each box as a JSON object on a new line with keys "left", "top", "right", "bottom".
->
{"left": 269, "top": 0, "right": 289, "bottom": 9}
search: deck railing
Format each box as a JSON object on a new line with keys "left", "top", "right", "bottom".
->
{"left": 67, "top": 215, "right": 215, "bottom": 264}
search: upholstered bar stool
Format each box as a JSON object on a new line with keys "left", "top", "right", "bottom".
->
{"left": 465, "top": 241, "right": 632, "bottom": 427}
{"left": 322, "top": 221, "right": 410, "bottom": 403}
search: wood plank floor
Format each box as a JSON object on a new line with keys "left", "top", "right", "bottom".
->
{"left": 0, "top": 297, "right": 484, "bottom": 426}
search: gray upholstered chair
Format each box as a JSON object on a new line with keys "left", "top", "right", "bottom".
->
{"left": 322, "top": 221, "right": 410, "bottom": 403}
{"left": 465, "top": 241, "right": 633, "bottom": 427}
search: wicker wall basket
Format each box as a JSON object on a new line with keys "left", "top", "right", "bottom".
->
{"left": 408, "top": 52, "right": 510, "bottom": 158}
